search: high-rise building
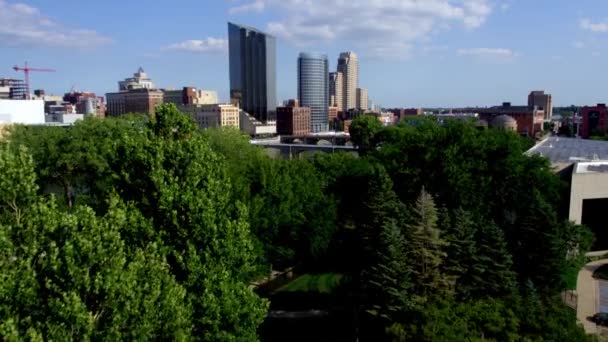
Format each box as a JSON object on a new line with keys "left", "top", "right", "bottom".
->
{"left": 528, "top": 90, "right": 553, "bottom": 120}
{"left": 337, "top": 52, "right": 358, "bottom": 110}
{"left": 329, "top": 72, "right": 343, "bottom": 110}
{"left": 298, "top": 52, "right": 329, "bottom": 133}
{"left": 356, "top": 87, "right": 368, "bottom": 110}
{"left": 228, "top": 22, "right": 277, "bottom": 123}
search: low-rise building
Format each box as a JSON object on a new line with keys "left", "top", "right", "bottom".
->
{"left": 0, "top": 99, "right": 45, "bottom": 124}
{"left": 45, "top": 113, "right": 84, "bottom": 124}
{"left": 0, "top": 79, "right": 27, "bottom": 99}
{"left": 63, "top": 92, "right": 106, "bottom": 117}
{"left": 240, "top": 110, "right": 277, "bottom": 137}
{"left": 580, "top": 104, "right": 608, "bottom": 139}
{"left": 477, "top": 102, "right": 544, "bottom": 137}
{"left": 191, "top": 104, "right": 239, "bottom": 129}
{"left": 106, "top": 88, "right": 164, "bottom": 117}
{"left": 164, "top": 87, "right": 219, "bottom": 106}
{"left": 106, "top": 68, "right": 164, "bottom": 117}
{"left": 276, "top": 100, "right": 311, "bottom": 136}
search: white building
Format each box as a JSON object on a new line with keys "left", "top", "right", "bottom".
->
{"left": 240, "top": 110, "right": 276, "bottom": 136}
{"left": 194, "top": 90, "right": 219, "bottom": 105}
{"left": 192, "top": 104, "right": 239, "bottom": 129}
{"left": 45, "top": 113, "right": 84, "bottom": 124}
{"left": 118, "top": 67, "right": 155, "bottom": 91}
{"left": 0, "top": 99, "right": 45, "bottom": 124}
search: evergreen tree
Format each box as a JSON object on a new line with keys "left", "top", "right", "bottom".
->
{"left": 404, "top": 189, "right": 451, "bottom": 301}
{"left": 366, "top": 218, "right": 413, "bottom": 322}
{"left": 471, "top": 221, "right": 517, "bottom": 298}
{"left": 443, "top": 209, "right": 479, "bottom": 299}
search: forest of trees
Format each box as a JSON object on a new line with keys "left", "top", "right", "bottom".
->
{"left": 0, "top": 105, "right": 595, "bottom": 340}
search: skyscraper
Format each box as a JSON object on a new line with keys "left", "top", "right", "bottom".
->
{"left": 298, "top": 53, "right": 329, "bottom": 133}
{"left": 337, "top": 52, "right": 358, "bottom": 110}
{"left": 356, "top": 87, "right": 368, "bottom": 110}
{"left": 528, "top": 90, "right": 553, "bottom": 120}
{"left": 228, "top": 22, "right": 277, "bottom": 123}
{"left": 329, "top": 72, "right": 343, "bottom": 110}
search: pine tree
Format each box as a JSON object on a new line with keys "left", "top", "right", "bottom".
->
{"left": 443, "top": 209, "right": 479, "bottom": 299}
{"left": 404, "top": 189, "right": 451, "bottom": 301}
{"left": 471, "top": 221, "right": 517, "bottom": 298}
{"left": 366, "top": 218, "right": 413, "bottom": 322}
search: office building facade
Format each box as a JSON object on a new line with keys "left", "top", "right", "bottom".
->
{"left": 337, "top": 52, "right": 358, "bottom": 110}
{"left": 228, "top": 22, "right": 277, "bottom": 123}
{"left": 528, "top": 90, "right": 553, "bottom": 120}
{"left": 276, "top": 100, "right": 311, "bottom": 136}
{"left": 356, "top": 87, "right": 368, "bottom": 110}
{"left": 106, "top": 89, "right": 164, "bottom": 117}
{"left": 192, "top": 104, "right": 240, "bottom": 129}
{"left": 581, "top": 104, "right": 608, "bottom": 138}
{"left": 329, "top": 72, "right": 343, "bottom": 110}
{"left": 298, "top": 53, "right": 329, "bottom": 133}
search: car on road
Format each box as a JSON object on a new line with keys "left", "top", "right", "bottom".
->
{"left": 589, "top": 312, "right": 608, "bottom": 326}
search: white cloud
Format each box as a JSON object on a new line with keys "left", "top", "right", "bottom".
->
{"left": 457, "top": 47, "right": 519, "bottom": 60}
{"left": 229, "top": 0, "right": 265, "bottom": 14}
{"left": 572, "top": 41, "right": 585, "bottom": 49}
{"left": 164, "top": 38, "right": 228, "bottom": 53}
{"left": 228, "top": 0, "right": 495, "bottom": 58}
{"left": 0, "top": 0, "right": 111, "bottom": 48}
{"left": 580, "top": 18, "right": 608, "bottom": 33}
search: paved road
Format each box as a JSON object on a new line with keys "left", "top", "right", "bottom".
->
{"left": 576, "top": 259, "right": 608, "bottom": 334}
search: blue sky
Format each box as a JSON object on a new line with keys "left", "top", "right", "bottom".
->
{"left": 1, "top": 0, "right": 607, "bottom": 107}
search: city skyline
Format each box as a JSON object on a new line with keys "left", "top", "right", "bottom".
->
{"left": 2, "top": 0, "right": 608, "bottom": 107}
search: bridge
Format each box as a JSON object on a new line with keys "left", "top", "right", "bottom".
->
{"left": 279, "top": 133, "right": 352, "bottom": 146}
{"left": 251, "top": 141, "right": 356, "bottom": 159}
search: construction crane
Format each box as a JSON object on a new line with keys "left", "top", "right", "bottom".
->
{"left": 13, "top": 61, "right": 55, "bottom": 99}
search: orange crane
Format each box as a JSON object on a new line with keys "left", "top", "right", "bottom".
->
{"left": 13, "top": 61, "right": 55, "bottom": 99}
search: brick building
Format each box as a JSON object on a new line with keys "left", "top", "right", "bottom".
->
{"left": 276, "top": 99, "right": 311, "bottom": 136}
{"left": 477, "top": 102, "right": 544, "bottom": 137}
{"left": 106, "top": 89, "right": 164, "bottom": 117}
{"left": 580, "top": 104, "right": 608, "bottom": 138}
{"left": 386, "top": 108, "right": 422, "bottom": 120}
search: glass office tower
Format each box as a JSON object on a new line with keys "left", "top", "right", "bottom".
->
{"left": 228, "top": 22, "right": 277, "bottom": 122}
{"left": 298, "top": 53, "right": 329, "bottom": 133}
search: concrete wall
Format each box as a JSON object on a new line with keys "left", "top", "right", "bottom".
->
{"left": 569, "top": 170, "right": 608, "bottom": 224}
{"left": 0, "top": 100, "right": 45, "bottom": 124}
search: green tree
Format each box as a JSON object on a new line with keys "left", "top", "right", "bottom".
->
{"left": 349, "top": 114, "right": 383, "bottom": 153}
{"left": 405, "top": 189, "right": 451, "bottom": 301}
{"left": 366, "top": 219, "right": 413, "bottom": 323}
{"left": 0, "top": 146, "right": 192, "bottom": 340}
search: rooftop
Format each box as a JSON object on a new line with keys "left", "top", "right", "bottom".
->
{"left": 576, "top": 162, "right": 608, "bottom": 174}
{"left": 527, "top": 137, "right": 608, "bottom": 167}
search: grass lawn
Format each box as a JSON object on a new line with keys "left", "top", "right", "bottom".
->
{"left": 594, "top": 265, "right": 608, "bottom": 280}
{"left": 275, "top": 273, "right": 344, "bottom": 294}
